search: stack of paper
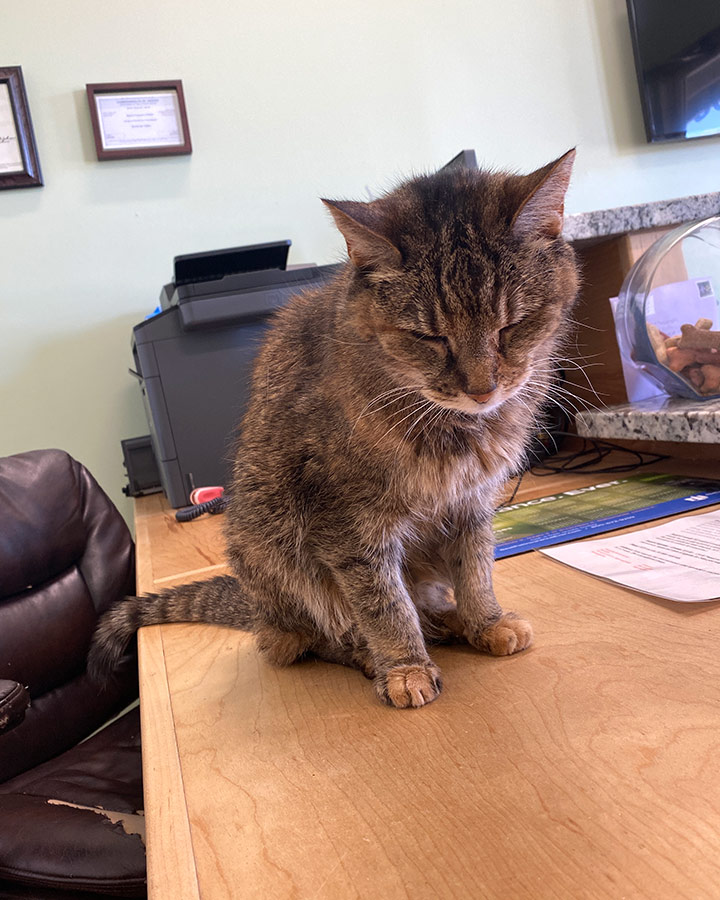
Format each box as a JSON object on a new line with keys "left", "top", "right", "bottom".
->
{"left": 540, "top": 510, "right": 720, "bottom": 602}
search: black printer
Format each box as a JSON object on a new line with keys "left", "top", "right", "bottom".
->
{"left": 132, "top": 241, "right": 340, "bottom": 507}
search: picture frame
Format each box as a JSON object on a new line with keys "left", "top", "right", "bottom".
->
{"left": 86, "top": 80, "right": 192, "bottom": 161}
{"left": 0, "top": 66, "right": 43, "bottom": 190}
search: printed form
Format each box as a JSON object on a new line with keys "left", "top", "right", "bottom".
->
{"left": 541, "top": 509, "right": 720, "bottom": 602}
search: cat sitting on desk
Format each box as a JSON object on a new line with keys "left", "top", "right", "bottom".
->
{"left": 90, "top": 150, "right": 579, "bottom": 708}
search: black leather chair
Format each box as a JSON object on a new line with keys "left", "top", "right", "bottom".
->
{"left": 0, "top": 450, "right": 146, "bottom": 898}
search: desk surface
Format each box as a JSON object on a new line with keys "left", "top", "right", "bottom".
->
{"left": 136, "top": 462, "right": 720, "bottom": 900}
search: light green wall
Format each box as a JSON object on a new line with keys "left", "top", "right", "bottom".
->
{"left": 3, "top": 0, "right": 719, "bottom": 523}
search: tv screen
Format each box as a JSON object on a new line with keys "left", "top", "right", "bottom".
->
{"left": 626, "top": 0, "right": 720, "bottom": 142}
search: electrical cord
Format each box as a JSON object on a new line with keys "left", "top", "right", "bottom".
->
{"left": 175, "top": 495, "right": 228, "bottom": 522}
{"left": 528, "top": 432, "right": 668, "bottom": 475}
{"left": 498, "top": 433, "right": 670, "bottom": 510}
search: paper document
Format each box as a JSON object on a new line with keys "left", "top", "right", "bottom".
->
{"left": 540, "top": 509, "right": 720, "bottom": 602}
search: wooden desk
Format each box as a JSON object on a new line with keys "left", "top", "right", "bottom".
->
{"left": 136, "top": 465, "right": 720, "bottom": 900}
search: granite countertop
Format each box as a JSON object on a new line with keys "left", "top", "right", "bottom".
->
{"left": 563, "top": 192, "right": 720, "bottom": 244}
{"left": 576, "top": 395, "right": 720, "bottom": 444}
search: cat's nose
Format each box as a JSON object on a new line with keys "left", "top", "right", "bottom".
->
{"left": 467, "top": 389, "right": 496, "bottom": 404}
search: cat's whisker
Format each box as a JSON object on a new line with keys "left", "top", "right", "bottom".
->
{"left": 541, "top": 357, "right": 608, "bottom": 401}
{"left": 545, "top": 357, "right": 605, "bottom": 372}
{"left": 349, "top": 387, "right": 422, "bottom": 436}
{"left": 358, "top": 394, "right": 424, "bottom": 420}
{"left": 371, "top": 400, "right": 436, "bottom": 448}
{"left": 349, "top": 396, "right": 430, "bottom": 445}
{"left": 403, "top": 402, "right": 440, "bottom": 441}
{"left": 523, "top": 379, "right": 585, "bottom": 407}
{"left": 547, "top": 350, "right": 605, "bottom": 362}
{"left": 400, "top": 404, "right": 434, "bottom": 435}
{"left": 526, "top": 398, "right": 577, "bottom": 425}
{"left": 534, "top": 379, "right": 604, "bottom": 407}
{"left": 418, "top": 403, "right": 451, "bottom": 440}
{"left": 507, "top": 395, "right": 546, "bottom": 434}
{"left": 510, "top": 392, "right": 541, "bottom": 418}
{"left": 523, "top": 381, "right": 604, "bottom": 418}
{"left": 531, "top": 359, "right": 609, "bottom": 405}
{"left": 563, "top": 316, "right": 606, "bottom": 333}
{"left": 360, "top": 384, "right": 415, "bottom": 406}
{"left": 521, "top": 380, "right": 583, "bottom": 412}
{"left": 357, "top": 385, "right": 420, "bottom": 415}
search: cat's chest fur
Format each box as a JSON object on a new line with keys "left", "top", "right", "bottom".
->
{"left": 396, "top": 430, "right": 512, "bottom": 523}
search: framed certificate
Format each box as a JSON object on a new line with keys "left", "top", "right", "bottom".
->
{"left": 0, "top": 66, "right": 43, "bottom": 190}
{"left": 86, "top": 80, "right": 192, "bottom": 160}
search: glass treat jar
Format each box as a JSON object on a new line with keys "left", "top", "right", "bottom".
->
{"left": 615, "top": 215, "right": 720, "bottom": 400}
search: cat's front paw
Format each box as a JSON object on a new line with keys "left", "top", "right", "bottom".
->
{"left": 375, "top": 663, "right": 442, "bottom": 708}
{"left": 466, "top": 613, "right": 533, "bottom": 656}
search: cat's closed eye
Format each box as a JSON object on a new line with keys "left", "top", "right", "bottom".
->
{"left": 498, "top": 324, "right": 515, "bottom": 350}
{"left": 406, "top": 330, "right": 448, "bottom": 346}
{"left": 498, "top": 320, "right": 527, "bottom": 353}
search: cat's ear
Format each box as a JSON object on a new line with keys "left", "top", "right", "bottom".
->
{"left": 322, "top": 199, "right": 402, "bottom": 271}
{"left": 511, "top": 148, "right": 575, "bottom": 240}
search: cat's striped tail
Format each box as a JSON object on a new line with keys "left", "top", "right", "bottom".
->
{"left": 87, "top": 574, "right": 254, "bottom": 684}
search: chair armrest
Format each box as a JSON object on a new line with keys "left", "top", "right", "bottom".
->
{"left": 0, "top": 680, "right": 30, "bottom": 735}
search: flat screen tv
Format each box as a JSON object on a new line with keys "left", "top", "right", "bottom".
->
{"left": 626, "top": 0, "right": 720, "bottom": 142}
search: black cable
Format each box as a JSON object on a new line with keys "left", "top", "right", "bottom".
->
{"left": 497, "top": 433, "right": 668, "bottom": 510}
{"left": 175, "top": 495, "right": 228, "bottom": 522}
{"left": 529, "top": 431, "right": 668, "bottom": 476}
{"left": 498, "top": 470, "right": 525, "bottom": 509}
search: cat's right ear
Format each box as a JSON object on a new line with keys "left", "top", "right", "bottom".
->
{"left": 322, "top": 199, "right": 402, "bottom": 271}
{"left": 511, "top": 149, "right": 576, "bottom": 240}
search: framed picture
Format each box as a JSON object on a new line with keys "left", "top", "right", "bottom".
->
{"left": 0, "top": 66, "right": 43, "bottom": 190}
{"left": 86, "top": 80, "right": 192, "bottom": 161}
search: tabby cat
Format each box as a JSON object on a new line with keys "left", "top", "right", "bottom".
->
{"left": 90, "top": 149, "right": 579, "bottom": 708}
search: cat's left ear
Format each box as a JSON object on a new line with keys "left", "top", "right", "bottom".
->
{"left": 511, "top": 148, "right": 575, "bottom": 240}
{"left": 322, "top": 199, "right": 402, "bottom": 271}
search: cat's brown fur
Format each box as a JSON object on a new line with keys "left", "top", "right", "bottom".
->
{"left": 90, "top": 150, "right": 579, "bottom": 708}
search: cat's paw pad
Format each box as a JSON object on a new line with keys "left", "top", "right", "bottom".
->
{"left": 468, "top": 613, "right": 533, "bottom": 656}
{"left": 376, "top": 663, "right": 442, "bottom": 708}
